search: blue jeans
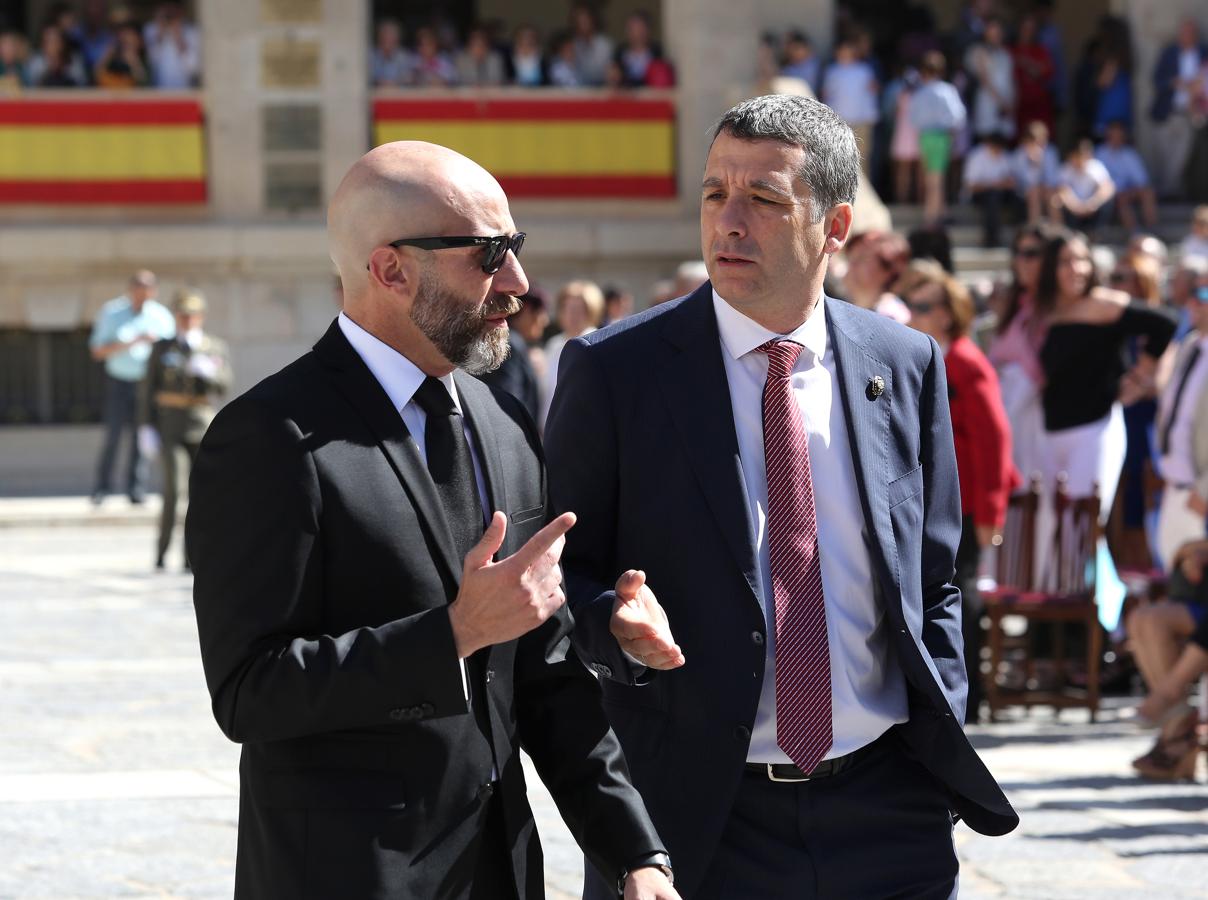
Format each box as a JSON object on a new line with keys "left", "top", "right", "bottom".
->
{"left": 94, "top": 375, "right": 146, "bottom": 497}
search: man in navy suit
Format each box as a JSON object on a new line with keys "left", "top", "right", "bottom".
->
{"left": 545, "top": 94, "right": 1018, "bottom": 899}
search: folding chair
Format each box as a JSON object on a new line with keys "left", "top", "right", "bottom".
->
{"left": 984, "top": 476, "right": 1103, "bottom": 722}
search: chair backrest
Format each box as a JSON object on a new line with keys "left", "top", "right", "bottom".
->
{"left": 994, "top": 476, "right": 1042, "bottom": 591}
{"left": 1050, "top": 475, "right": 1100, "bottom": 600}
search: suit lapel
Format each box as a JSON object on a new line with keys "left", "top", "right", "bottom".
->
{"left": 312, "top": 320, "right": 463, "bottom": 586}
{"left": 825, "top": 298, "right": 899, "bottom": 591}
{"left": 1160, "top": 334, "right": 1201, "bottom": 435}
{"left": 656, "top": 287, "right": 760, "bottom": 603}
{"left": 455, "top": 372, "right": 508, "bottom": 528}
{"left": 453, "top": 372, "right": 514, "bottom": 716}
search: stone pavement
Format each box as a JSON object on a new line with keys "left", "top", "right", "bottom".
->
{"left": 1, "top": 508, "right": 1206, "bottom": 899}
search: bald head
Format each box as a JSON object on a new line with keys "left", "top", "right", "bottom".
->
{"left": 328, "top": 142, "right": 506, "bottom": 305}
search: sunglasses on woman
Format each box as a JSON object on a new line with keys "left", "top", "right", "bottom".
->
{"left": 386, "top": 232, "right": 526, "bottom": 275}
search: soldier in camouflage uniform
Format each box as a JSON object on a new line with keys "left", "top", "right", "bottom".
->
{"left": 140, "top": 290, "right": 232, "bottom": 570}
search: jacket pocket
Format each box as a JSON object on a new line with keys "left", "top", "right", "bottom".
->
{"left": 255, "top": 768, "right": 409, "bottom": 810}
{"left": 509, "top": 504, "right": 544, "bottom": 525}
{"left": 887, "top": 464, "right": 924, "bottom": 509}
{"left": 248, "top": 737, "right": 409, "bottom": 810}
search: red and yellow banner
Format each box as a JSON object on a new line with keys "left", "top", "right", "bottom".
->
{"left": 0, "top": 98, "right": 206, "bottom": 204}
{"left": 373, "top": 96, "right": 676, "bottom": 199}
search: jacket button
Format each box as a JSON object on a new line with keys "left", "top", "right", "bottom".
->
{"left": 485, "top": 669, "right": 495, "bottom": 683}
{"left": 734, "top": 725, "right": 751, "bottom": 741}
{"left": 752, "top": 631, "right": 765, "bottom": 646}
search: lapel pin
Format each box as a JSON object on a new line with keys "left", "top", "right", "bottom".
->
{"left": 866, "top": 375, "right": 885, "bottom": 400}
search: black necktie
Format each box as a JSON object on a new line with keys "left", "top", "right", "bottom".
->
{"left": 411, "top": 376, "right": 495, "bottom": 757}
{"left": 412, "top": 376, "right": 484, "bottom": 560}
{"left": 1160, "top": 345, "right": 1202, "bottom": 455}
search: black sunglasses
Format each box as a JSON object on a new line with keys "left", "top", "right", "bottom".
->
{"left": 386, "top": 232, "right": 526, "bottom": 275}
{"left": 1014, "top": 247, "right": 1043, "bottom": 259}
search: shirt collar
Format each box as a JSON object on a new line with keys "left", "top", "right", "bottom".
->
{"left": 711, "top": 289, "right": 827, "bottom": 363}
{"left": 337, "top": 311, "right": 461, "bottom": 414}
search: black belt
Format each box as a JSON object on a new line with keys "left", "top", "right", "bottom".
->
{"left": 745, "top": 733, "right": 885, "bottom": 783}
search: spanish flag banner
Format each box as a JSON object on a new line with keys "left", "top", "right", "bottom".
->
{"left": 0, "top": 98, "right": 206, "bottom": 204}
{"left": 373, "top": 96, "right": 676, "bottom": 198}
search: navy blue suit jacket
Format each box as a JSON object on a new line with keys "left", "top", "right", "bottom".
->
{"left": 1151, "top": 42, "right": 1208, "bottom": 122}
{"left": 544, "top": 284, "right": 1018, "bottom": 897}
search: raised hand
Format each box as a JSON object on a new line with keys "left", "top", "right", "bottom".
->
{"left": 610, "top": 570, "right": 685, "bottom": 670}
{"left": 448, "top": 511, "right": 576, "bottom": 658}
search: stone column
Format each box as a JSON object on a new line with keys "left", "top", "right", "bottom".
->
{"left": 200, "top": 0, "right": 368, "bottom": 219}
{"left": 662, "top": 0, "right": 834, "bottom": 214}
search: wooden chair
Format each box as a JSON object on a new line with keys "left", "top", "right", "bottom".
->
{"left": 982, "top": 477, "right": 1040, "bottom": 719}
{"left": 984, "top": 476, "right": 1103, "bottom": 722}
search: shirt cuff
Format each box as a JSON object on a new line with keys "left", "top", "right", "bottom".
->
{"left": 621, "top": 649, "right": 647, "bottom": 671}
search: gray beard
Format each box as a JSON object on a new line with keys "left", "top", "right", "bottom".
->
{"left": 410, "top": 278, "right": 515, "bottom": 375}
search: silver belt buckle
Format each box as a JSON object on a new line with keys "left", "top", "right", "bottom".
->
{"left": 767, "top": 763, "right": 810, "bottom": 783}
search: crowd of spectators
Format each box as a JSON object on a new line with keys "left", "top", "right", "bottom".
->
{"left": 370, "top": 5, "right": 674, "bottom": 90}
{"left": 0, "top": 1, "right": 200, "bottom": 91}
{"left": 764, "top": 2, "right": 1208, "bottom": 244}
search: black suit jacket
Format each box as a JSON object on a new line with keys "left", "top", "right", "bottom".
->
{"left": 544, "top": 285, "right": 1019, "bottom": 898}
{"left": 187, "top": 319, "right": 664, "bottom": 899}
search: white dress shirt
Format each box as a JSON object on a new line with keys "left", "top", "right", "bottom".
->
{"left": 962, "top": 145, "right": 1014, "bottom": 190}
{"left": 711, "top": 292, "right": 908, "bottom": 763}
{"left": 337, "top": 312, "right": 491, "bottom": 705}
{"left": 338, "top": 312, "right": 490, "bottom": 515}
{"left": 1058, "top": 158, "right": 1113, "bottom": 202}
{"left": 1158, "top": 333, "right": 1208, "bottom": 487}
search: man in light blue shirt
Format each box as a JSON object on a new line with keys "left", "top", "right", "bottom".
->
{"left": 89, "top": 270, "right": 175, "bottom": 505}
{"left": 1096, "top": 120, "right": 1158, "bottom": 232}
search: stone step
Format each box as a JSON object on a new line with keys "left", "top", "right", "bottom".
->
{"left": 886, "top": 203, "right": 1199, "bottom": 251}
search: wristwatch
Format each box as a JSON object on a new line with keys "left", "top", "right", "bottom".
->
{"left": 617, "top": 852, "right": 674, "bottom": 895}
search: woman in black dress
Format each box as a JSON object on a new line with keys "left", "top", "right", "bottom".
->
{"left": 1036, "top": 230, "right": 1177, "bottom": 527}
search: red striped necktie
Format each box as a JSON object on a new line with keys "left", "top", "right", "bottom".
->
{"left": 758, "top": 339, "right": 832, "bottom": 773}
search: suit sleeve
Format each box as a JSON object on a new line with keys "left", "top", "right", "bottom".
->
{"left": 512, "top": 607, "right": 666, "bottom": 882}
{"left": 505, "top": 390, "right": 667, "bottom": 880}
{"left": 186, "top": 397, "right": 469, "bottom": 744}
{"left": 544, "top": 337, "right": 648, "bottom": 685}
{"left": 919, "top": 337, "right": 969, "bottom": 721}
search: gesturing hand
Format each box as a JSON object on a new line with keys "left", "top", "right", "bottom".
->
{"left": 610, "top": 570, "right": 685, "bottom": 670}
{"left": 448, "top": 511, "right": 576, "bottom": 658}
{"left": 624, "top": 867, "right": 681, "bottom": 900}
